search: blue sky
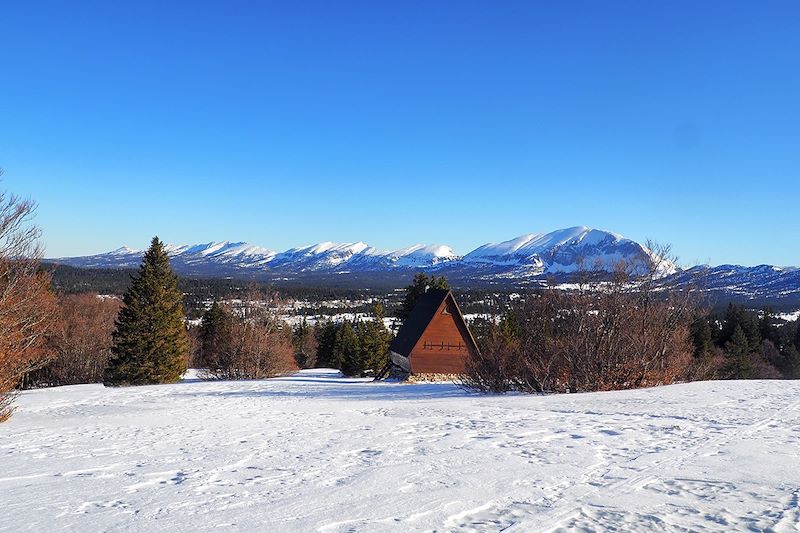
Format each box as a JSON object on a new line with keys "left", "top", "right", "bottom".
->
{"left": 1, "top": 1, "right": 798, "bottom": 266}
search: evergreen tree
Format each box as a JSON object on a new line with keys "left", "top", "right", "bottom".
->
{"left": 690, "top": 315, "right": 714, "bottom": 359}
{"left": 397, "top": 273, "right": 449, "bottom": 321}
{"left": 724, "top": 324, "right": 755, "bottom": 379}
{"left": 719, "top": 303, "right": 760, "bottom": 352}
{"left": 758, "top": 307, "right": 780, "bottom": 345}
{"left": 105, "top": 237, "right": 189, "bottom": 386}
{"left": 359, "top": 303, "right": 392, "bottom": 374}
{"left": 496, "top": 311, "right": 520, "bottom": 343}
{"left": 781, "top": 344, "right": 800, "bottom": 379}
{"left": 198, "top": 301, "right": 232, "bottom": 367}
{"left": 292, "top": 318, "right": 318, "bottom": 368}
{"left": 314, "top": 320, "right": 337, "bottom": 368}
{"left": 795, "top": 322, "right": 800, "bottom": 353}
{"left": 334, "top": 321, "right": 362, "bottom": 376}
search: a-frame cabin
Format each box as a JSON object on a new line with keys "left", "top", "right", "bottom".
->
{"left": 388, "top": 289, "right": 479, "bottom": 376}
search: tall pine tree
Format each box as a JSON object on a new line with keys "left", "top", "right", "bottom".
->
{"left": 105, "top": 237, "right": 189, "bottom": 386}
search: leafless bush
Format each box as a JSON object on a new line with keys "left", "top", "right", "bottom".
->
{"left": 202, "top": 288, "right": 298, "bottom": 380}
{"left": 464, "top": 321, "right": 520, "bottom": 393}
{"left": 292, "top": 321, "right": 318, "bottom": 369}
{"left": 0, "top": 174, "right": 58, "bottom": 420}
{"left": 464, "top": 243, "right": 697, "bottom": 393}
{"left": 686, "top": 345, "right": 726, "bottom": 381}
{"left": 24, "top": 294, "right": 120, "bottom": 387}
{"left": 186, "top": 324, "right": 202, "bottom": 368}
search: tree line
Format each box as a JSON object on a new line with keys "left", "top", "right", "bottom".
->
{"left": 690, "top": 303, "right": 800, "bottom": 380}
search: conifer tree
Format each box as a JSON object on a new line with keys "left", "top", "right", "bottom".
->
{"left": 724, "top": 324, "right": 755, "bottom": 379}
{"left": 359, "top": 303, "right": 392, "bottom": 373}
{"left": 795, "top": 323, "right": 800, "bottom": 353}
{"left": 334, "top": 321, "right": 362, "bottom": 376}
{"left": 105, "top": 237, "right": 189, "bottom": 386}
{"left": 314, "top": 320, "right": 337, "bottom": 368}
{"left": 780, "top": 323, "right": 800, "bottom": 379}
{"left": 690, "top": 315, "right": 714, "bottom": 360}
{"left": 198, "top": 301, "right": 232, "bottom": 368}
{"left": 720, "top": 303, "right": 760, "bottom": 352}
{"left": 782, "top": 344, "right": 800, "bottom": 379}
{"left": 397, "top": 273, "right": 449, "bottom": 321}
{"left": 758, "top": 307, "right": 779, "bottom": 345}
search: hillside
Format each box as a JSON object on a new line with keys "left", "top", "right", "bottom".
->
{"left": 2, "top": 371, "right": 799, "bottom": 531}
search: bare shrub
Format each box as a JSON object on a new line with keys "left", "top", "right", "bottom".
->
{"left": 687, "top": 345, "right": 726, "bottom": 381}
{"left": 0, "top": 175, "right": 58, "bottom": 420}
{"left": 203, "top": 288, "right": 298, "bottom": 380}
{"left": 292, "top": 320, "right": 318, "bottom": 369}
{"left": 24, "top": 294, "right": 120, "bottom": 387}
{"left": 753, "top": 341, "right": 784, "bottom": 380}
{"left": 186, "top": 324, "right": 202, "bottom": 368}
{"left": 464, "top": 243, "right": 697, "bottom": 393}
{"left": 464, "top": 318, "right": 519, "bottom": 393}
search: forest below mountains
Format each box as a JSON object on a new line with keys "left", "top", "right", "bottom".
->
{"left": 46, "top": 262, "right": 800, "bottom": 318}
{"left": 45, "top": 263, "right": 511, "bottom": 319}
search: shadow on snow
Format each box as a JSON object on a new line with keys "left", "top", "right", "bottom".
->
{"left": 174, "top": 370, "right": 473, "bottom": 401}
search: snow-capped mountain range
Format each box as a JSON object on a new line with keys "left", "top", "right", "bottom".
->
{"left": 49, "top": 226, "right": 799, "bottom": 306}
{"left": 52, "top": 226, "right": 660, "bottom": 278}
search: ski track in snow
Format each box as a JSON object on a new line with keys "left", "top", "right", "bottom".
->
{"left": 2, "top": 371, "right": 800, "bottom": 532}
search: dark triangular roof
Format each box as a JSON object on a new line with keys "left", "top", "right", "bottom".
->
{"left": 389, "top": 289, "right": 451, "bottom": 357}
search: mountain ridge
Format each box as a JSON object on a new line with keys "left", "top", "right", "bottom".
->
{"left": 47, "top": 227, "right": 800, "bottom": 307}
{"left": 52, "top": 226, "right": 662, "bottom": 276}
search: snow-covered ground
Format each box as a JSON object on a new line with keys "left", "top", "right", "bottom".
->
{"left": 778, "top": 310, "right": 800, "bottom": 322}
{"left": 2, "top": 371, "right": 800, "bottom": 532}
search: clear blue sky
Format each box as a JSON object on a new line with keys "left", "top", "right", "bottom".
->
{"left": 1, "top": 1, "right": 798, "bottom": 266}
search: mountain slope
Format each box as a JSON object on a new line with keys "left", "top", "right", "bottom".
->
{"left": 663, "top": 264, "right": 800, "bottom": 307}
{"left": 460, "top": 226, "right": 671, "bottom": 277}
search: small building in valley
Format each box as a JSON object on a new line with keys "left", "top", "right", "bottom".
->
{"left": 388, "top": 289, "right": 479, "bottom": 377}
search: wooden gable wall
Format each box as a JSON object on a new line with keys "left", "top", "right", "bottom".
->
{"left": 408, "top": 294, "right": 476, "bottom": 374}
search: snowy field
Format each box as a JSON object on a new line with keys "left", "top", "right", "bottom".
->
{"left": 2, "top": 371, "right": 800, "bottom": 532}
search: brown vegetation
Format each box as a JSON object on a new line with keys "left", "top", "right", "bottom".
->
{"left": 0, "top": 179, "right": 58, "bottom": 421}
{"left": 464, "top": 245, "right": 697, "bottom": 393}
{"left": 202, "top": 289, "right": 298, "bottom": 380}
{"left": 24, "top": 294, "right": 120, "bottom": 388}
